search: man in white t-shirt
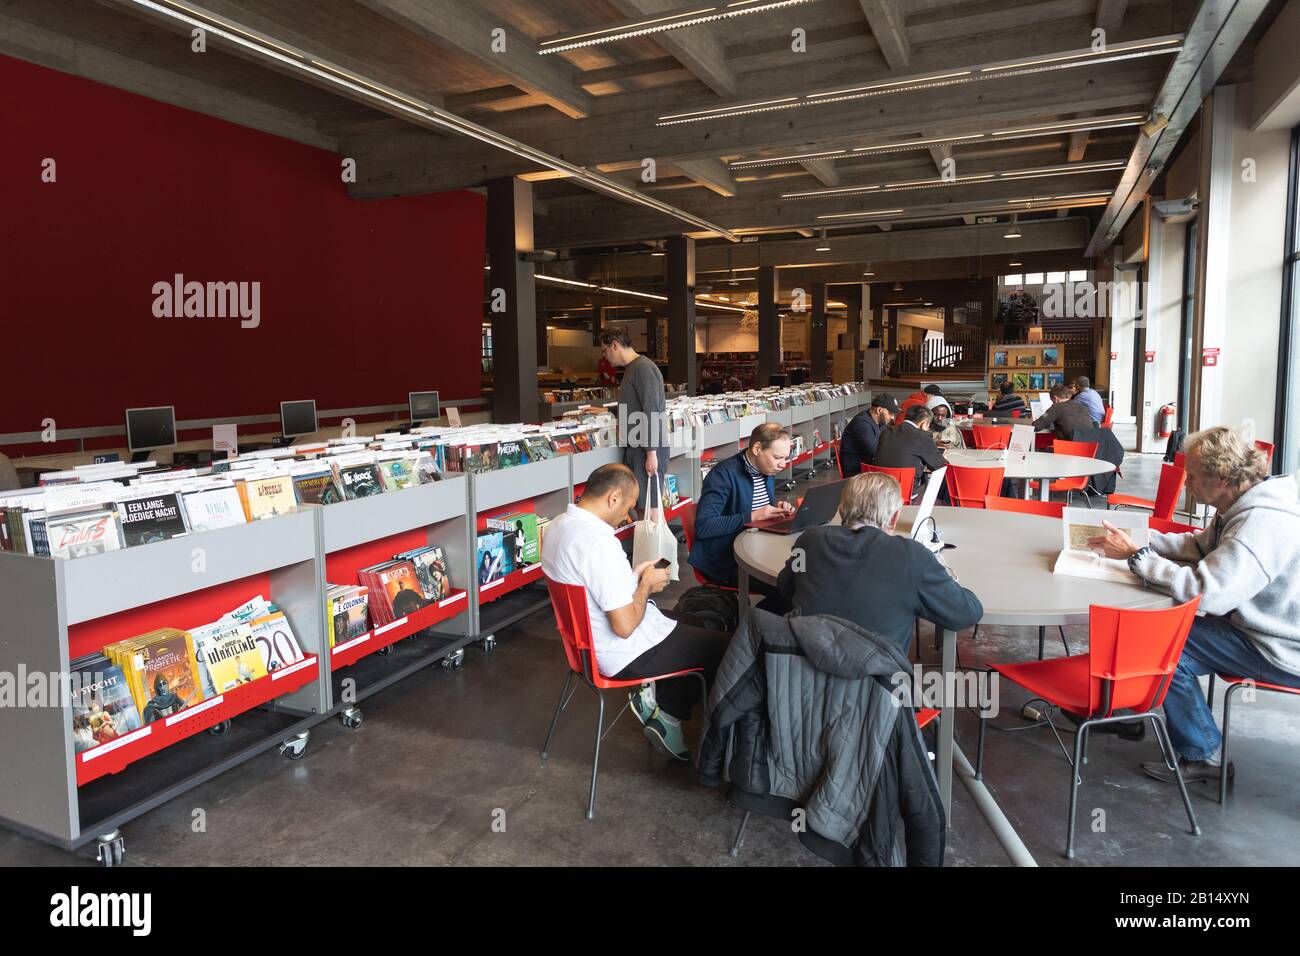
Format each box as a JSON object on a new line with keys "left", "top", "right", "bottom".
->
{"left": 542, "top": 463, "right": 733, "bottom": 761}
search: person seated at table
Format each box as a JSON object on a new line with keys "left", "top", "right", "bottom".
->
{"left": 776, "top": 472, "right": 983, "bottom": 654}
{"left": 1033, "top": 383, "right": 1095, "bottom": 440}
{"left": 875, "top": 405, "right": 948, "bottom": 499}
{"left": 838, "top": 394, "right": 902, "bottom": 477}
{"left": 1087, "top": 427, "right": 1300, "bottom": 784}
{"left": 897, "top": 384, "right": 943, "bottom": 424}
{"left": 1070, "top": 375, "right": 1105, "bottom": 424}
{"left": 689, "top": 423, "right": 793, "bottom": 600}
{"left": 542, "top": 463, "right": 735, "bottom": 762}
{"left": 991, "top": 381, "right": 1028, "bottom": 416}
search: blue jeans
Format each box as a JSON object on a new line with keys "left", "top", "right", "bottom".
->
{"left": 1162, "top": 615, "right": 1300, "bottom": 761}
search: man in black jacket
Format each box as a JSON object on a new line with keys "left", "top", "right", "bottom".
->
{"left": 991, "top": 381, "right": 1028, "bottom": 416}
{"left": 777, "top": 472, "right": 983, "bottom": 654}
{"left": 875, "top": 405, "right": 948, "bottom": 492}
{"left": 838, "top": 394, "right": 902, "bottom": 477}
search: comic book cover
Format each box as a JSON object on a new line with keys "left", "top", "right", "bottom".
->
{"left": 241, "top": 476, "right": 297, "bottom": 520}
{"left": 329, "top": 586, "right": 370, "bottom": 646}
{"left": 395, "top": 545, "right": 451, "bottom": 601}
{"left": 181, "top": 485, "right": 248, "bottom": 532}
{"left": 45, "top": 508, "right": 123, "bottom": 560}
{"left": 201, "top": 622, "right": 267, "bottom": 693}
{"left": 549, "top": 435, "right": 576, "bottom": 456}
{"left": 337, "top": 463, "right": 382, "bottom": 499}
{"left": 122, "top": 629, "right": 205, "bottom": 723}
{"left": 476, "top": 531, "right": 507, "bottom": 585}
{"left": 116, "top": 491, "right": 189, "bottom": 547}
{"left": 496, "top": 439, "right": 525, "bottom": 469}
{"left": 292, "top": 469, "right": 344, "bottom": 505}
{"left": 572, "top": 432, "right": 593, "bottom": 452}
{"left": 70, "top": 660, "right": 142, "bottom": 754}
{"left": 376, "top": 458, "right": 419, "bottom": 492}
{"left": 522, "top": 436, "right": 553, "bottom": 462}
{"left": 486, "top": 512, "right": 538, "bottom": 569}
{"left": 246, "top": 610, "right": 305, "bottom": 673}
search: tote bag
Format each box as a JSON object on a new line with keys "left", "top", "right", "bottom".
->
{"left": 631, "top": 475, "right": 679, "bottom": 581}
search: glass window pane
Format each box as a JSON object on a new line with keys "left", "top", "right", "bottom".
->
{"left": 1025, "top": 272, "right": 1044, "bottom": 284}
{"left": 1069, "top": 269, "right": 1088, "bottom": 281}
{"left": 1004, "top": 274, "right": 1022, "bottom": 285}
{"left": 1045, "top": 271, "right": 1066, "bottom": 283}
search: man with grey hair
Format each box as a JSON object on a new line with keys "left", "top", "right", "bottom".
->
{"left": 1090, "top": 426, "right": 1300, "bottom": 784}
{"left": 776, "top": 472, "right": 982, "bottom": 654}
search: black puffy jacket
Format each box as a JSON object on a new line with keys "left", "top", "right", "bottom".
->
{"left": 698, "top": 608, "right": 945, "bottom": 867}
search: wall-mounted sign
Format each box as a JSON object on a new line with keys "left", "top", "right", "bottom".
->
{"left": 1145, "top": 351, "right": 1156, "bottom": 364}
{"left": 1202, "top": 347, "right": 1220, "bottom": 367}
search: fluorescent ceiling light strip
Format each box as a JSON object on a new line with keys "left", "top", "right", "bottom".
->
{"left": 659, "top": 36, "right": 1182, "bottom": 127}
{"left": 990, "top": 114, "right": 1145, "bottom": 136}
{"left": 535, "top": 275, "right": 746, "bottom": 312}
{"left": 538, "top": 0, "right": 818, "bottom": 54}
{"left": 142, "top": 0, "right": 737, "bottom": 241}
{"left": 783, "top": 162, "right": 1120, "bottom": 200}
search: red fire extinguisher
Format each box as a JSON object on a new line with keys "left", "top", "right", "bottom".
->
{"left": 1158, "top": 403, "right": 1176, "bottom": 439}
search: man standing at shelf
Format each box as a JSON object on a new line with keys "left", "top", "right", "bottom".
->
{"left": 542, "top": 464, "right": 734, "bottom": 762}
{"left": 585, "top": 328, "right": 668, "bottom": 512}
{"left": 689, "top": 423, "right": 793, "bottom": 603}
{"left": 1033, "top": 383, "right": 1095, "bottom": 439}
{"left": 838, "top": 394, "right": 902, "bottom": 478}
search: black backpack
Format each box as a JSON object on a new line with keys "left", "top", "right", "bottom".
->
{"left": 674, "top": 585, "right": 740, "bottom": 633}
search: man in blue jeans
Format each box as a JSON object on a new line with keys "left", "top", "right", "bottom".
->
{"left": 1090, "top": 427, "right": 1300, "bottom": 784}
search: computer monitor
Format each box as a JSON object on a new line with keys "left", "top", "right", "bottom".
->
{"left": 124, "top": 406, "right": 177, "bottom": 461}
{"left": 280, "top": 400, "right": 318, "bottom": 440}
{"left": 408, "top": 390, "right": 440, "bottom": 424}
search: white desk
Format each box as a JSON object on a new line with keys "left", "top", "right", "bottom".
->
{"left": 733, "top": 505, "right": 1170, "bottom": 828}
{"left": 944, "top": 448, "right": 1115, "bottom": 501}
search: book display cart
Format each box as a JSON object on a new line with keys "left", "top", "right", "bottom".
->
{"left": 987, "top": 342, "right": 1067, "bottom": 403}
{"left": 0, "top": 508, "right": 329, "bottom": 864}
{"left": 322, "top": 476, "right": 474, "bottom": 728}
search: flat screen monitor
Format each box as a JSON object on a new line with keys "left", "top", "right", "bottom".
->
{"left": 280, "top": 400, "right": 318, "bottom": 438}
{"left": 124, "top": 406, "right": 177, "bottom": 453}
{"left": 409, "top": 390, "right": 440, "bottom": 423}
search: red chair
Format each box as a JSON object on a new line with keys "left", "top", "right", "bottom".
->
{"left": 1029, "top": 439, "right": 1099, "bottom": 507}
{"left": 1108, "top": 462, "right": 1186, "bottom": 521}
{"left": 544, "top": 579, "right": 708, "bottom": 819}
{"left": 1205, "top": 676, "right": 1300, "bottom": 804}
{"left": 679, "top": 500, "right": 736, "bottom": 590}
{"left": 976, "top": 597, "right": 1204, "bottom": 858}
{"left": 945, "top": 464, "right": 1004, "bottom": 508}
{"left": 1100, "top": 406, "right": 1115, "bottom": 429}
{"left": 861, "top": 463, "right": 915, "bottom": 503}
{"left": 1173, "top": 451, "right": 1186, "bottom": 470}
{"left": 1149, "top": 516, "right": 1198, "bottom": 535}
{"left": 971, "top": 425, "right": 1011, "bottom": 450}
{"left": 984, "top": 495, "right": 1064, "bottom": 518}
{"left": 1255, "top": 440, "right": 1275, "bottom": 463}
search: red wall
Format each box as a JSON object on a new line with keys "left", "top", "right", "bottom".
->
{"left": 0, "top": 55, "right": 485, "bottom": 449}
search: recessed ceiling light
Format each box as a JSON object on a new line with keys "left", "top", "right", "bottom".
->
{"left": 1004, "top": 216, "right": 1022, "bottom": 240}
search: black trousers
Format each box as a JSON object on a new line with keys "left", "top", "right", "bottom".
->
{"left": 611, "top": 612, "right": 733, "bottom": 721}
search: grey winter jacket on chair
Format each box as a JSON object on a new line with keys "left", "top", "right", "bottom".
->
{"left": 698, "top": 608, "right": 945, "bottom": 867}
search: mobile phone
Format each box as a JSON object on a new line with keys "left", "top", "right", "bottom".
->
{"left": 654, "top": 558, "right": 672, "bottom": 570}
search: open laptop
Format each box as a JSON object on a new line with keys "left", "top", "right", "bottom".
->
{"left": 745, "top": 478, "right": 849, "bottom": 535}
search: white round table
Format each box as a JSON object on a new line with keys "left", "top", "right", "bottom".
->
{"left": 943, "top": 448, "right": 1115, "bottom": 501}
{"left": 733, "top": 506, "right": 1170, "bottom": 823}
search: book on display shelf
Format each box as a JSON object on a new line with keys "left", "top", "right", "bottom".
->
{"left": 115, "top": 490, "right": 189, "bottom": 547}
{"left": 70, "top": 659, "right": 143, "bottom": 754}
{"left": 327, "top": 584, "right": 370, "bottom": 647}
{"left": 106, "top": 628, "right": 205, "bottom": 725}
{"left": 358, "top": 559, "right": 427, "bottom": 627}
{"left": 290, "top": 466, "right": 344, "bottom": 505}
{"left": 45, "top": 507, "right": 123, "bottom": 559}
{"left": 476, "top": 531, "right": 508, "bottom": 584}
{"left": 394, "top": 545, "right": 452, "bottom": 602}
{"left": 336, "top": 462, "right": 383, "bottom": 499}
{"left": 375, "top": 457, "right": 419, "bottom": 492}
{"left": 239, "top": 475, "right": 297, "bottom": 520}
{"left": 486, "top": 512, "right": 539, "bottom": 570}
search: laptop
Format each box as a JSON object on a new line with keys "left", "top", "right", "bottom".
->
{"left": 745, "top": 478, "right": 849, "bottom": 535}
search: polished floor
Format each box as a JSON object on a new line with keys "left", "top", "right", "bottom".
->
{"left": 4, "top": 430, "right": 1298, "bottom": 866}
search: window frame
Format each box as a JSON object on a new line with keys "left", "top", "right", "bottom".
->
{"left": 1275, "top": 122, "right": 1300, "bottom": 477}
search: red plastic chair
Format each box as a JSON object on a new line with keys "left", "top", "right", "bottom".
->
{"left": 984, "top": 495, "right": 1064, "bottom": 518}
{"left": 976, "top": 597, "right": 1203, "bottom": 858}
{"left": 1108, "top": 462, "right": 1186, "bottom": 521}
{"left": 544, "top": 579, "right": 708, "bottom": 819}
{"left": 945, "top": 464, "right": 1004, "bottom": 508}
{"left": 1029, "top": 439, "right": 1099, "bottom": 507}
{"left": 679, "top": 500, "right": 737, "bottom": 590}
{"left": 971, "top": 425, "right": 1011, "bottom": 450}
{"left": 1255, "top": 440, "right": 1275, "bottom": 463}
{"left": 1173, "top": 451, "right": 1186, "bottom": 470}
{"left": 1205, "top": 675, "right": 1300, "bottom": 804}
{"left": 861, "top": 463, "right": 915, "bottom": 503}
{"left": 1149, "top": 516, "right": 1198, "bottom": 535}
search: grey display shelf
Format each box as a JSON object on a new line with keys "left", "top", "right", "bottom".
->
{"left": 570, "top": 446, "right": 622, "bottom": 485}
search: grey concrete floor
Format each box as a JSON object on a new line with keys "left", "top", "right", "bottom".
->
{"left": 3, "top": 435, "right": 1297, "bottom": 867}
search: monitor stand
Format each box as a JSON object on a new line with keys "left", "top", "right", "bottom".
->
{"left": 130, "top": 451, "right": 152, "bottom": 464}
{"left": 271, "top": 436, "right": 294, "bottom": 448}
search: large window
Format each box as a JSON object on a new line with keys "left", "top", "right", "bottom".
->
{"left": 1279, "top": 124, "right": 1300, "bottom": 476}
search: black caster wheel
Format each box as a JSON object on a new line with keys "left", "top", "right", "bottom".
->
{"left": 376, "top": 644, "right": 394, "bottom": 656}
{"left": 279, "top": 732, "right": 309, "bottom": 760}
{"left": 209, "top": 720, "right": 231, "bottom": 736}
{"left": 96, "top": 832, "right": 125, "bottom": 867}
{"left": 442, "top": 650, "right": 466, "bottom": 671}
{"left": 340, "top": 708, "right": 363, "bottom": 730}
{"left": 481, "top": 635, "right": 497, "bottom": 654}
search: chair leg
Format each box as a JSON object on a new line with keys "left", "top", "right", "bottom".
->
{"left": 730, "top": 810, "right": 752, "bottom": 857}
{"left": 587, "top": 689, "right": 605, "bottom": 820}
{"left": 975, "top": 715, "right": 987, "bottom": 780}
{"left": 1205, "top": 673, "right": 1216, "bottom": 708}
{"left": 1219, "top": 684, "right": 1239, "bottom": 806}
{"left": 1037, "top": 626, "right": 1046, "bottom": 661}
{"left": 541, "top": 670, "right": 575, "bottom": 759}
{"left": 1059, "top": 626, "right": 1070, "bottom": 656}
{"left": 1152, "top": 713, "right": 1201, "bottom": 837}
{"left": 1065, "top": 719, "right": 1087, "bottom": 859}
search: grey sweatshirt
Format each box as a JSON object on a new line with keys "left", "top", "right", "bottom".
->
{"left": 1132, "top": 475, "right": 1300, "bottom": 676}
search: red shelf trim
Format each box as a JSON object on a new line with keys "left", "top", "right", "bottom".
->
{"left": 477, "top": 562, "right": 544, "bottom": 605}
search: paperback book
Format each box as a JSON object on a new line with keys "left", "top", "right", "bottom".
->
{"left": 117, "top": 491, "right": 189, "bottom": 547}
{"left": 70, "top": 661, "right": 142, "bottom": 754}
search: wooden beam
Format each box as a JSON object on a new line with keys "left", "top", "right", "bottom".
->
{"left": 354, "top": 0, "right": 592, "bottom": 119}
{"left": 605, "top": 0, "right": 737, "bottom": 97}
{"left": 928, "top": 142, "right": 953, "bottom": 175}
{"left": 1067, "top": 130, "right": 1090, "bottom": 161}
{"left": 800, "top": 159, "right": 841, "bottom": 187}
{"left": 859, "top": 0, "right": 910, "bottom": 70}
{"left": 1096, "top": 0, "right": 1129, "bottom": 36}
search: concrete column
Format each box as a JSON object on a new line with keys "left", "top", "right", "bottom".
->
{"left": 666, "top": 236, "right": 698, "bottom": 393}
{"left": 757, "top": 265, "right": 780, "bottom": 386}
{"left": 810, "top": 283, "right": 828, "bottom": 382}
{"left": 487, "top": 177, "right": 539, "bottom": 423}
